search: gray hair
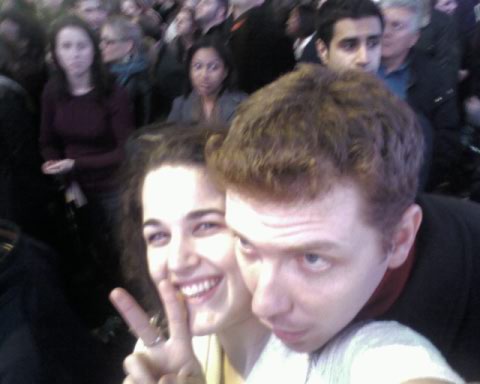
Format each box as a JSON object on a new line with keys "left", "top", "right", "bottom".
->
{"left": 103, "top": 15, "right": 144, "bottom": 52}
{"left": 377, "top": 0, "right": 422, "bottom": 30}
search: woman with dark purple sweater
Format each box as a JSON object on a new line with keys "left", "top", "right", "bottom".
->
{"left": 39, "top": 15, "right": 134, "bottom": 326}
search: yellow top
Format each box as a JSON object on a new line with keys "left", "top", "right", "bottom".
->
{"left": 192, "top": 335, "right": 245, "bottom": 384}
{"left": 223, "top": 352, "right": 244, "bottom": 384}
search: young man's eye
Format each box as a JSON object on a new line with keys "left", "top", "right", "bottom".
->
{"left": 340, "top": 41, "right": 357, "bottom": 51}
{"left": 367, "top": 37, "right": 380, "bottom": 48}
{"left": 299, "top": 253, "right": 331, "bottom": 271}
{"left": 236, "top": 235, "right": 253, "bottom": 252}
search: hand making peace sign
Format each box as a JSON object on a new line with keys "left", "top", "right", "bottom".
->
{"left": 110, "top": 280, "right": 205, "bottom": 384}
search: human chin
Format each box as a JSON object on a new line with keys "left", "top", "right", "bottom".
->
{"left": 274, "top": 328, "right": 328, "bottom": 353}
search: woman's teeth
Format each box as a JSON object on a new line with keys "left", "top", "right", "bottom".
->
{"left": 179, "top": 278, "right": 221, "bottom": 298}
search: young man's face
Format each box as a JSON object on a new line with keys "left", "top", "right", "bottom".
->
{"left": 316, "top": 16, "right": 383, "bottom": 74}
{"left": 225, "top": 181, "right": 411, "bottom": 353}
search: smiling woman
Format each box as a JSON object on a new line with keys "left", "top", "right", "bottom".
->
{"left": 114, "top": 123, "right": 270, "bottom": 383}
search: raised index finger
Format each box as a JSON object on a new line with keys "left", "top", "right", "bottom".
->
{"left": 158, "top": 280, "right": 191, "bottom": 344}
{"left": 109, "top": 288, "right": 162, "bottom": 346}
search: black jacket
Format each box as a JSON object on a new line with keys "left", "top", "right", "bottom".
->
{"left": 110, "top": 62, "right": 152, "bottom": 128}
{"left": 408, "top": 49, "right": 459, "bottom": 133}
{"left": 0, "top": 221, "right": 124, "bottom": 383}
{"left": 228, "top": 2, "right": 296, "bottom": 94}
{"left": 407, "top": 50, "right": 462, "bottom": 188}
{"left": 0, "top": 76, "right": 53, "bottom": 239}
{"left": 150, "top": 40, "right": 187, "bottom": 121}
{"left": 380, "top": 194, "right": 480, "bottom": 380}
{"left": 298, "top": 35, "right": 321, "bottom": 65}
{"left": 416, "top": 9, "right": 461, "bottom": 91}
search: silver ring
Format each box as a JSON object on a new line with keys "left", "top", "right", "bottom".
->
{"left": 144, "top": 334, "right": 163, "bottom": 347}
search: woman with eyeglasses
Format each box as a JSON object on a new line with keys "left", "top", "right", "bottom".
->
{"left": 101, "top": 15, "right": 152, "bottom": 127}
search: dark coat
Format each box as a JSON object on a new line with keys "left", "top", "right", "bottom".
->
{"left": 416, "top": 9, "right": 461, "bottom": 91}
{"left": 455, "top": 0, "right": 478, "bottom": 40}
{"left": 150, "top": 40, "right": 187, "bottom": 121}
{"left": 298, "top": 35, "right": 321, "bottom": 65}
{"left": 408, "top": 49, "right": 459, "bottom": 133}
{"left": 0, "top": 76, "right": 52, "bottom": 239}
{"left": 407, "top": 49, "right": 462, "bottom": 189}
{"left": 228, "top": 3, "right": 296, "bottom": 94}
{"left": 379, "top": 194, "right": 480, "bottom": 380}
{"left": 0, "top": 221, "right": 123, "bottom": 384}
{"left": 112, "top": 64, "right": 152, "bottom": 128}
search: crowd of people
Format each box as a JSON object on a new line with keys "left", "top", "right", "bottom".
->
{"left": 0, "top": 0, "right": 479, "bottom": 382}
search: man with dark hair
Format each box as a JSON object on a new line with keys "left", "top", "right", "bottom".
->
{"left": 195, "top": 0, "right": 229, "bottom": 37}
{"left": 311, "top": 0, "right": 431, "bottom": 189}
{"left": 208, "top": 65, "right": 480, "bottom": 380}
{"left": 315, "top": 0, "right": 384, "bottom": 73}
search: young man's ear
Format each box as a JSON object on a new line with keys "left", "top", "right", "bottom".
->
{"left": 387, "top": 204, "right": 423, "bottom": 269}
{"left": 315, "top": 38, "right": 329, "bottom": 64}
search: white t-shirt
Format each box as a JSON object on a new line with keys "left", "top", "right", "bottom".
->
{"left": 246, "top": 321, "right": 464, "bottom": 384}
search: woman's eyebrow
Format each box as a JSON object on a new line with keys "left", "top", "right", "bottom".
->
{"left": 143, "top": 218, "right": 161, "bottom": 228}
{"left": 186, "top": 209, "right": 225, "bottom": 220}
{"left": 143, "top": 209, "right": 225, "bottom": 227}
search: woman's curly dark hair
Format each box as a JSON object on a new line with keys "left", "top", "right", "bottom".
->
{"left": 118, "top": 122, "right": 225, "bottom": 314}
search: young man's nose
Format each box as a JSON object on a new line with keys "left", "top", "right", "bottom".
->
{"left": 356, "top": 44, "right": 370, "bottom": 67}
{"left": 251, "top": 263, "right": 291, "bottom": 322}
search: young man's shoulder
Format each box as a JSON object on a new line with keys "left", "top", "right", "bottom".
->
{"left": 247, "top": 321, "right": 463, "bottom": 383}
{"left": 309, "top": 321, "right": 464, "bottom": 384}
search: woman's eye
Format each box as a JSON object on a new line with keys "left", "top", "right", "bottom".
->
{"left": 194, "top": 221, "right": 222, "bottom": 236}
{"left": 145, "top": 232, "right": 169, "bottom": 246}
{"left": 196, "top": 222, "right": 219, "bottom": 232}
